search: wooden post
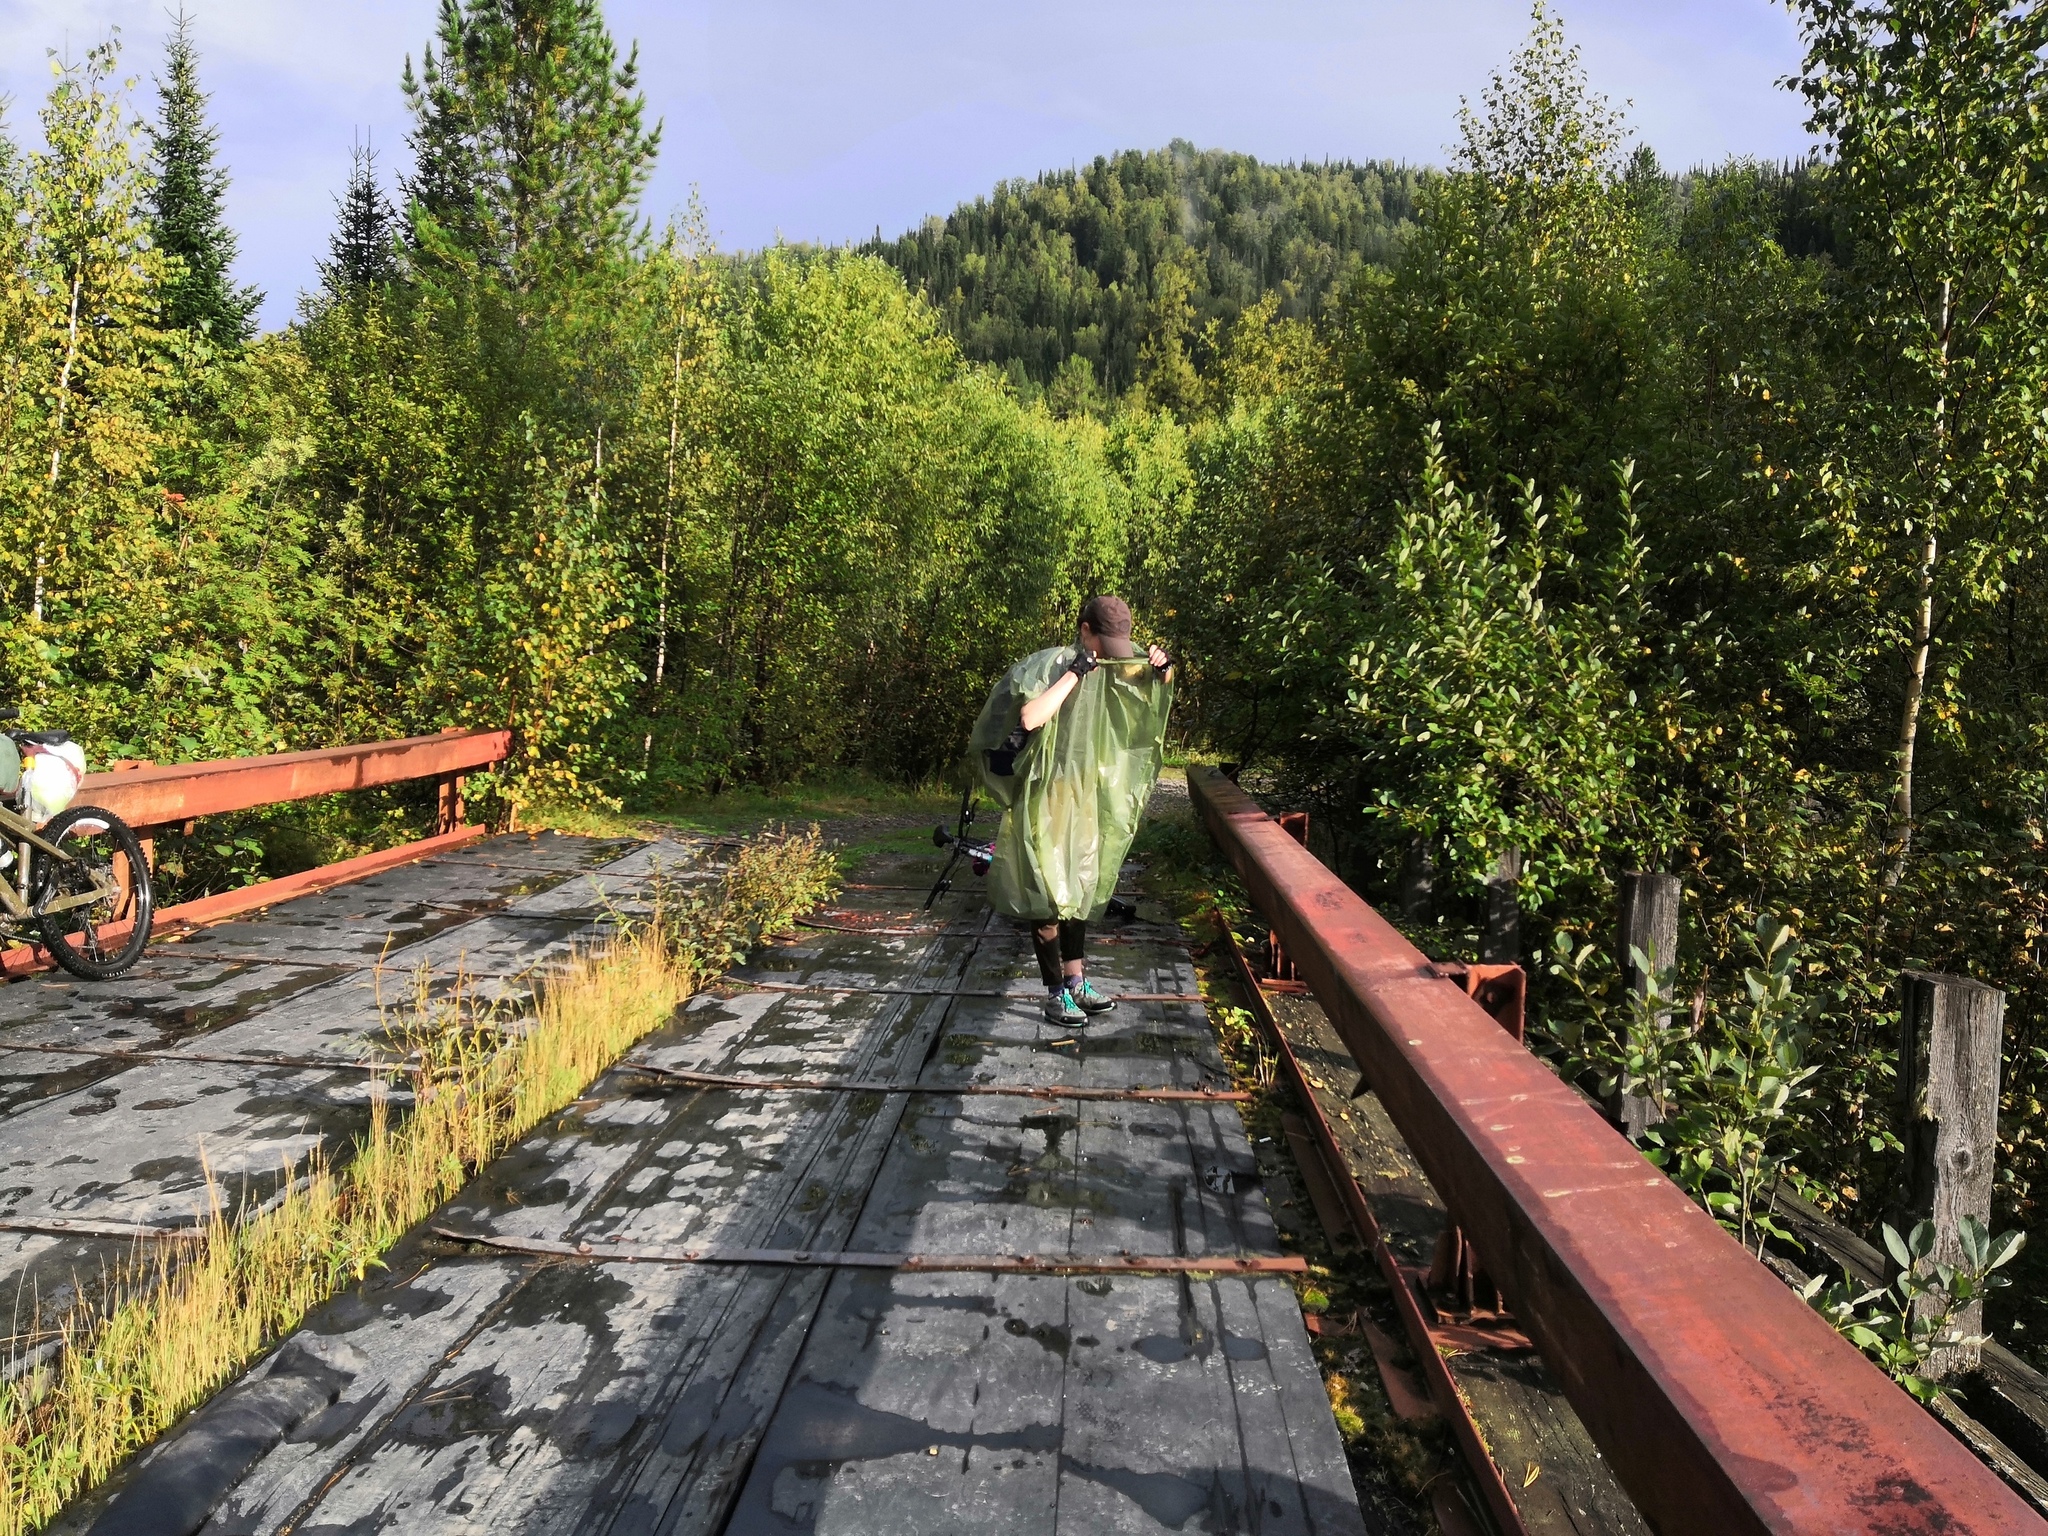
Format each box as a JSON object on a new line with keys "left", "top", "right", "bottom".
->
{"left": 103, "top": 760, "right": 154, "bottom": 918}
{"left": 1612, "top": 873, "right": 1680, "bottom": 1142}
{"left": 1398, "top": 835, "right": 1434, "bottom": 923}
{"left": 1618, "top": 873, "right": 1681, "bottom": 999}
{"left": 433, "top": 727, "right": 466, "bottom": 837}
{"left": 436, "top": 774, "right": 465, "bottom": 836}
{"left": 1480, "top": 847, "right": 1521, "bottom": 964}
{"left": 1899, "top": 970, "right": 2004, "bottom": 1377}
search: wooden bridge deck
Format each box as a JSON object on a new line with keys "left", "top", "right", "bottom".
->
{"left": 0, "top": 831, "right": 650, "bottom": 1356}
{"left": 28, "top": 833, "right": 1368, "bottom": 1534}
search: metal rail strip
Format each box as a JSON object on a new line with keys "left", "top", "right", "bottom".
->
{"left": 618, "top": 1061, "right": 1248, "bottom": 1102}
{"left": 793, "top": 917, "right": 1198, "bottom": 948}
{"left": 431, "top": 1226, "right": 1310, "bottom": 1275}
{"left": 0, "top": 1215, "right": 206, "bottom": 1242}
{"left": 1186, "top": 766, "right": 2042, "bottom": 1536}
{"left": 725, "top": 980, "right": 1205, "bottom": 1003}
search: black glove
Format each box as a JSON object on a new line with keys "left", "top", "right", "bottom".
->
{"left": 1066, "top": 650, "right": 1099, "bottom": 680}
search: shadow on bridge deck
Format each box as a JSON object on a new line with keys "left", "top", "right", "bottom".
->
{"left": 0, "top": 832, "right": 649, "bottom": 1365}
{"left": 45, "top": 837, "right": 1373, "bottom": 1535}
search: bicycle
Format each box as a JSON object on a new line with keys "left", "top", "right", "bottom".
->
{"left": 0, "top": 708, "right": 153, "bottom": 979}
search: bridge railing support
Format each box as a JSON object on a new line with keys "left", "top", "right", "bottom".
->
{"left": 1187, "top": 765, "right": 2040, "bottom": 1536}
{"left": 1898, "top": 969, "right": 2006, "bottom": 1377}
{"left": 3, "top": 728, "right": 512, "bottom": 980}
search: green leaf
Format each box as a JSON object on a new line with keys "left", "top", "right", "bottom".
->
{"left": 1883, "top": 1225, "right": 1914, "bottom": 1272}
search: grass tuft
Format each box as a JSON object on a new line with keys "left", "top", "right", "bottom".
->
{"left": 0, "top": 827, "right": 838, "bottom": 1534}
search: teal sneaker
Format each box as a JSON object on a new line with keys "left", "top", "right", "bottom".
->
{"left": 1043, "top": 990, "right": 1087, "bottom": 1027}
{"left": 1067, "top": 978, "right": 1118, "bottom": 1016}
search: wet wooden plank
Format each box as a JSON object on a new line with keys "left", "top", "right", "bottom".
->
{"left": 0, "top": 834, "right": 656, "bottom": 1355}
{"left": 719, "top": 956, "right": 1362, "bottom": 1534}
{"left": 57, "top": 863, "right": 1373, "bottom": 1536}
{"left": 0, "top": 954, "right": 358, "bottom": 1055}
{"left": 139, "top": 906, "right": 992, "bottom": 1532}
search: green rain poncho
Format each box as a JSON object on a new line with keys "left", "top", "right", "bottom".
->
{"left": 966, "top": 645, "right": 1174, "bottom": 922}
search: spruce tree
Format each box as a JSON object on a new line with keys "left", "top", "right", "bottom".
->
{"left": 401, "top": 0, "right": 658, "bottom": 293}
{"left": 148, "top": 8, "right": 261, "bottom": 341}
{"left": 320, "top": 134, "right": 398, "bottom": 296}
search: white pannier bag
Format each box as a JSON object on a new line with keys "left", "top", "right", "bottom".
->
{"left": 21, "top": 740, "right": 86, "bottom": 825}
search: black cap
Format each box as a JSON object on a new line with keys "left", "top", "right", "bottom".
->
{"left": 1078, "top": 595, "right": 1135, "bottom": 657}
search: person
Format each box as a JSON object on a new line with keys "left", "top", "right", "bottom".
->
{"left": 966, "top": 595, "right": 1174, "bottom": 1026}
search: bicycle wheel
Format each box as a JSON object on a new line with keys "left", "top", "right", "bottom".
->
{"left": 34, "top": 805, "right": 153, "bottom": 980}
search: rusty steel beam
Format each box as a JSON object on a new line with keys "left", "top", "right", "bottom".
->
{"left": 1187, "top": 766, "right": 2042, "bottom": 1536}
{"left": 74, "top": 728, "right": 511, "bottom": 833}
{"left": 1214, "top": 912, "right": 1531, "bottom": 1536}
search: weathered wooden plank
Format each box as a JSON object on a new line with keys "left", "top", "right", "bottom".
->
{"left": 0, "top": 835, "right": 654, "bottom": 1362}
{"left": 150, "top": 905, "right": 989, "bottom": 1530}
{"left": 715, "top": 947, "right": 1362, "bottom": 1531}
{"left": 55, "top": 847, "right": 1373, "bottom": 1536}
{"left": 714, "top": 1269, "right": 1071, "bottom": 1533}
{"left": 1053, "top": 1271, "right": 1366, "bottom": 1534}
{"left": 0, "top": 954, "right": 357, "bottom": 1056}
{"left": 173, "top": 1257, "right": 527, "bottom": 1536}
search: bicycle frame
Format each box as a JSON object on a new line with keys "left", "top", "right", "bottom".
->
{"left": 0, "top": 798, "right": 111, "bottom": 927}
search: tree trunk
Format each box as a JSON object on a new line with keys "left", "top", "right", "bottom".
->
{"left": 1888, "top": 279, "right": 1954, "bottom": 887}
{"left": 36, "top": 265, "right": 85, "bottom": 626}
{"left": 1889, "top": 529, "right": 1938, "bottom": 873}
{"left": 643, "top": 332, "right": 684, "bottom": 772}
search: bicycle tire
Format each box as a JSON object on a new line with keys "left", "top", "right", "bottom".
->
{"left": 35, "top": 805, "right": 154, "bottom": 980}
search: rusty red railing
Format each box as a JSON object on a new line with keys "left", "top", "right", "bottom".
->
{"left": 1188, "top": 766, "right": 2041, "bottom": 1536}
{"left": 84, "top": 727, "right": 510, "bottom": 835}
{"left": 3, "top": 728, "right": 511, "bottom": 979}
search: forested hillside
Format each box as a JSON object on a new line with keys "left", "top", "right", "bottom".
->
{"left": 7, "top": 0, "right": 2048, "bottom": 1382}
{"left": 863, "top": 145, "right": 1425, "bottom": 407}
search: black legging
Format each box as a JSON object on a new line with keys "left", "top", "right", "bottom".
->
{"left": 1031, "top": 919, "right": 1086, "bottom": 989}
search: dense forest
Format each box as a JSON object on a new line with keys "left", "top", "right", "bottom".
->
{"left": 6, "top": 0, "right": 2048, "bottom": 1372}
{"left": 861, "top": 145, "right": 1426, "bottom": 407}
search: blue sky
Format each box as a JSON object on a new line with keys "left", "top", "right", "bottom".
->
{"left": 0, "top": 1, "right": 1817, "bottom": 332}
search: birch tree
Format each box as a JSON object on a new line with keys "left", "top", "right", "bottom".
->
{"left": 1794, "top": 0, "right": 2048, "bottom": 875}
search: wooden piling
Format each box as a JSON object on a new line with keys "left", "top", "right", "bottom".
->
{"left": 1613, "top": 872, "right": 1680, "bottom": 1142}
{"left": 1899, "top": 970, "right": 2005, "bottom": 1376}
{"left": 1480, "top": 847, "right": 1521, "bottom": 964}
{"left": 1398, "top": 835, "right": 1434, "bottom": 923}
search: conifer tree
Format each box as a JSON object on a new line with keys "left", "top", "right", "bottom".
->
{"left": 148, "top": 8, "right": 261, "bottom": 340}
{"left": 401, "top": 0, "right": 658, "bottom": 293}
{"left": 320, "top": 134, "right": 398, "bottom": 296}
